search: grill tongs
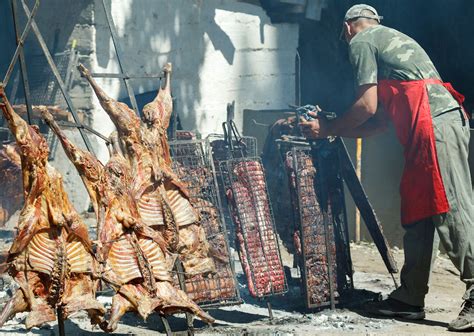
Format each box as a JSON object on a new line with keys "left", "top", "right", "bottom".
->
{"left": 222, "top": 101, "right": 247, "bottom": 159}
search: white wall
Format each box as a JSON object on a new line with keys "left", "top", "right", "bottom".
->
{"left": 90, "top": 0, "right": 299, "bottom": 162}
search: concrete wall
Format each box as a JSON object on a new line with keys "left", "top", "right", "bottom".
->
{"left": 1, "top": 0, "right": 299, "bottom": 211}
{"left": 0, "top": 1, "right": 96, "bottom": 212}
{"left": 90, "top": 0, "right": 299, "bottom": 162}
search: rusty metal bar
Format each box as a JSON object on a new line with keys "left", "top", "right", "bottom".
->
{"left": 174, "top": 259, "right": 195, "bottom": 336}
{"left": 3, "top": 0, "right": 39, "bottom": 86}
{"left": 100, "top": 0, "right": 140, "bottom": 116}
{"left": 56, "top": 120, "right": 110, "bottom": 144}
{"left": 310, "top": 140, "right": 336, "bottom": 310}
{"left": 57, "top": 306, "right": 65, "bottom": 336}
{"left": 20, "top": 0, "right": 94, "bottom": 154}
{"left": 266, "top": 300, "right": 274, "bottom": 319}
{"left": 10, "top": 0, "right": 37, "bottom": 125}
{"left": 336, "top": 137, "right": 398, "bottom": 274}
{"left": 159, "top": 314, "right": 172, "bottom": 336}
{"left": 91, "top": 72, "right": 162, "bottom": 79}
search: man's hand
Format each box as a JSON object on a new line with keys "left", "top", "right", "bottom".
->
{"left": 299, "top": 115, "right": 331, "bottom": 139}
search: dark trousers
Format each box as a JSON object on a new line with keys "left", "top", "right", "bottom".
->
{"left": 390, "top": 109, "right": 474, "bottom": 306}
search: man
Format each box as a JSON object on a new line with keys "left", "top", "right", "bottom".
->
{"left": 300, "top": 4, "right": 474, "bottom": 332}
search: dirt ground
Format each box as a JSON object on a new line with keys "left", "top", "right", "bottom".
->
{"left": 0, "top": 240, "right": 470, "bottom": 336}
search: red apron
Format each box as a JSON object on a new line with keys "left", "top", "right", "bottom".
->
{"left": 378, "top": 78, "right": 465, "bottom": 225}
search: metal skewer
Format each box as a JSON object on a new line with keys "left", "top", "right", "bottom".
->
{"left": 159, "top": 314, "right": 172, "bottom": 336}
{"left": 174, "top": 259, "right": 195, "bottom": 336}
{"left": 266, "top": 299, "right": 274, "bottom": 319}
{"left": 57, "top": 306, "right": 65, "bottom": 336}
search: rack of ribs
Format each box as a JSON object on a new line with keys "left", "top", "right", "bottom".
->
{"left": 280, "top": 140, "right": 353, "bottom": 309}
{"left": 42, "top": 110, "right": 214, "bottom": 332}
{"left": 77, "top": 63, "right": 215, "bottom": 277}
{"left": 0, "top": 86, "right": 105, "bottom": 330}
{"left": 170, "top": 140, "right": 240, "bottom": 307}
{"left": 222, "top": 158, "right": 287, "bottom": 298}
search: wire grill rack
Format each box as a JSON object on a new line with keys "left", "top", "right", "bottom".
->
{"left": 219, "top": 156, "right": 288, "bottom": 298}
{"left": 279, "top": 140, "right": 353, "bottom": 308}
{"left": 1, "top": 50, "right": 75, "bottom": 157}
{"left": 207, "top": 134, "right": 257, "bottom": 161}
{"left": 169, "top": 139, "right": 241, "bottom": 308}
{"left": 207, "top": 134, "right": 258, "bottom": 247}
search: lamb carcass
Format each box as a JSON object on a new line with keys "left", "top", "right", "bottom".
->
{"left": 42, "top": 111, "right": 214, "bottom": 331}
{"left": 0, "top": 86, "right": 105, "bottom": 329}
{"left": 77, "top": 63, "right": 215, "bottom": 276}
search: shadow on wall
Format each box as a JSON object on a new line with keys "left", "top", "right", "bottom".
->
{"left": 94, "top": 0, "right": 238, "bottom": 131}
{"left": 93, "top": 0, "right": 296, "bottom": 134}
{"left": 1, "top": 0, "right": 93, "bottom": 101}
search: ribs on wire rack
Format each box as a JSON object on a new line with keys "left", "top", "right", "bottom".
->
{"left": 209, "top": 108, "right": 287, "bottom": 318}
{"left": 220, "top": 157, "right": 288, "bottom": 298}
{"left": 279, "top": 138, "right": 353, "bottom": 308}
{"left": 169, "top": 139, "right": 241, "bottom": 308}
{"left": 207, "top": 133, "right": 257, "bottom": 247}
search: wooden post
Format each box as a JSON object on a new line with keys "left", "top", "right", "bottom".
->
{"left": 355, "top": 138, "right": 362, "bottom": 243}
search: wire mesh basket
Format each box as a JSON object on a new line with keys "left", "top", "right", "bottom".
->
{"left": 219, "top": 156, "right": 288, "bottom": 298}
{"left": 169, "top": 139, "right": 241, "bottom": 308}
{"left": 207, "top": 134, "right": 257, "bottom": 161}
{"left": 206, "top": 134, "right": 258, "bottom": 248}
{"left": 279, "top": 139, "right": 353, "bottom": 308}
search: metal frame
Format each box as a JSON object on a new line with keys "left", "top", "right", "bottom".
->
{"left": 2, "top": 0, "right": 96, "bottom": 153}
{"left": 1, "top": 2, "right": 97, "bottom": 334}
{"left": 93, "top": 0, "right": 164, "bottom": 119}
{"left": 7, "top": 0, "right": 37, "bottom": 124}
{"left": 0, "top": 1, "right": 173, "bottom": 334}
{"left": 278, "top": 139, "right": 353, "bottom": 309}
{"left": 94, "top": 3, "right": 182, "bottom": 332}
{"left": 19, "top": 0, "right": 94, "bottom": 152}
{"left": 219, "top": 156, "right": 288, "bottom": 300}
{"left": 169, "top": 139, "right": 241, "bottom": 309}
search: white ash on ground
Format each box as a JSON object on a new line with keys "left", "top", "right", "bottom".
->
{"left": 0, "top": 240, "right": 467, "bottom": 335}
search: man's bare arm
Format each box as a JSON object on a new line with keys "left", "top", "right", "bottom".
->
{"left": 335, "top": 108, "right": 389, "bottom": 138}
{"left": 328, "top": 84, "right": 378, "bottom": 135}
{"left": 300, "top": 84, "right": 379, "bottom": 139}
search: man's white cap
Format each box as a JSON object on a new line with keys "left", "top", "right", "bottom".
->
{"left": 344, "top": 4, "right": 383, "bottom": 22}
{"left": 340, "top": 4, "right": 383, "bottom": 39}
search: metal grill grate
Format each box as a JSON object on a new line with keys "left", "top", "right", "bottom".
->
{"left": 219, "top": 157, "right": 288, "bottom": 298}
{"left": 169, "top": 139, "right": 241, "bottom": 308}
{"left": 207, "top": 134, "right": 257, "bottom": 161}
{"left": 10, "top": 51, "right": 73, "bottom": 108}
{"left": 2, "top": 50, "right": 76, "bottom": 158}
{"left": 279, "top": 140, "right": 353, "bottom": 308}
{"left": 207, "top": 134, "right": 258, "bottom": 248}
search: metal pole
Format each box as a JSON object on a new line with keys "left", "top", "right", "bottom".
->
{"left": 337, "top": 137, "right": 398, "bottom": 274}
{"left": 266, "top": 299, "right": 274, "bottom": 319}
{"left": 315, "top": 142, "right": 336, "bottom": 310}
{"left": 3, "top": 0, "right": 39, "bottom": 86}
{"left": 91, "top": 72, "right": 162, "bottom": 79}
{"left": 10, "top": 0, "right": 35, "bottom": 125}
{"left": 390, "top": 272, "right": 399, "bottom": 289}
{"left": 174, "top": 259, "right": 195, "bottom": 335}
{"left": 355, "top": 138, "right": 362, "bottom": 242}
{"left": 159, "top": 314, "right": 172, "bottom": 336}
{"left": 100, "top": 0, "right": 140, "bottom": 116}
{"left": 57, "top": 306, "right": 65, "bottom": 336}
{"left": 20, "top": 0, "right": 95, "bottom": 154}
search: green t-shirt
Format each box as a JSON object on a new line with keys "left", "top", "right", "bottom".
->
{"left": 348, "top": 25, "right": 459, "bottom": 116}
